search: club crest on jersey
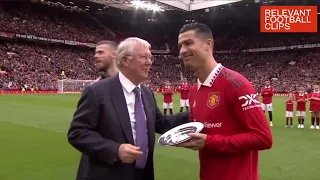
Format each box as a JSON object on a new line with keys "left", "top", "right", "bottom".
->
{"left": 207, "top": 92, "right": 220, "bottom": 109}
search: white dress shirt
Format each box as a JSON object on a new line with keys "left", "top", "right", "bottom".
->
{"left": 118, "top": 71, "right": 147, "bottom": 144}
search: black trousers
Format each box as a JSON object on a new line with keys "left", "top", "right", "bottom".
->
{"left": 134, "top": 168, "right": 147, "bottom": 180}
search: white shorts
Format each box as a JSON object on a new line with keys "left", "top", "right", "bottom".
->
{"left": 163, "top": 102, "right": 173, "bottom": 109}
{"left": 285, "top": 111, "right": 293, "bottom": 117}
{"left": 180, "top": 99, "right": 189, "bottom": 107}
{"left": 296, "top": 111, "right": 306, "bottom": 117}
{"left": 261, "top": 103, "right": 273, "bottom": 111}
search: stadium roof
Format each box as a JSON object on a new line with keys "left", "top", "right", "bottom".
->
{"left": 157, "top": 0, "right": 243, "bottom": 11}
{"left": 88, "top": 0, "right": 243, "bottom": 11}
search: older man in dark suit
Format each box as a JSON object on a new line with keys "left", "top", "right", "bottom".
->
{"left": 67, "top": 37, "right": 189, "bottom": 180}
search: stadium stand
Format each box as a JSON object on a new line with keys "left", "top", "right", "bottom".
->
{"left": 0, "top": 0, "right": 319, "bottom": 93}
{"left": 0, "top": 1, "right": 112, "bottom": 43}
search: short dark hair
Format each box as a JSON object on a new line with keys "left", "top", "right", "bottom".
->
{"left": 179, "top": 23, "right": 213, "bottom": 41}
{"left": 96, "top": 40, "right": 117, "bottom": 50}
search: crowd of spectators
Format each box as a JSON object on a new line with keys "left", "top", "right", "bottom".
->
{"left": 0, "top": 1, "right": 112, "bottom": 43}
{"left": 0, "top": 42, "right": 96, "bottom": 91}
{"left": 216, "top": 49, "right": 320, "bottom": 92}
{"left": 0, "top": 1, "right": 319, "bottom": 93}
{"left": 149, "top": 48, "right": 320, "bottom": 93}
{"left": 1, "top": 39, "right": 319, "bottom": 93}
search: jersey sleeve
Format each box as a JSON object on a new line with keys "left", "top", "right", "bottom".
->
{"left": 270, "top": 87, "right": 275, "bottom": 95}
{"left": 260, "top": 88, "right": 265, "bottom": 96}
{"left": 205, "top": 83, "right": 273, "bottom": 153}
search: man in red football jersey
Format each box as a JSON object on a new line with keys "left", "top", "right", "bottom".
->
{"left": 93, "top": 40, "right": 118, "bottom": 82}
{"left": 178, "top": 78, "right": 191, "bottom": 112}
{"left": 175, "top": 23, "right": 272, "bottom": 180}
{"left": 309, "top": 85, "right": 320, "bottom": 129}
{"left": 285, "top": 92, "right": 294, "bottom": 128}
{"left": 296, "top": 87, "right": 308, "bottom": 128}
{"left": 162, "top": 81, "right": 174, "bottom": 115}
{"left": 261, "top": 80, "right": 275, "bottom": 126}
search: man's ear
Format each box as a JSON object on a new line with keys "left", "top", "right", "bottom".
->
{"left": 205, "top": 39, "right": 213, "bottom": 51}
{"left": 111, "top": 51, "right": 116, "bottom": 58}
{"left": 121, "top": 56, "right": 129, "bottom": 67}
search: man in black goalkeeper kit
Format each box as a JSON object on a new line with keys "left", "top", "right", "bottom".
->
{"left": 93, "top": 40, "right": 118, "bottom": 81}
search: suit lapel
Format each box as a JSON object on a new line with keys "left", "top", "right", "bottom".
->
{"left": 141, "top": 86, "right": 154, "bottom": 139}
{"left": 109, "top": 75, "right": 134, "bottom": 144}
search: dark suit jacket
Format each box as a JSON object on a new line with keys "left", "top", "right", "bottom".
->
{"left": 67, "top": 74, "right": 189, "bottom": 180}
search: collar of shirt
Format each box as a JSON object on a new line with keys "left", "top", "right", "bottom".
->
{"left": 265, "top": 86, "right": 271, "bottom": 88}
{"left": 119, "top": 71, "right": 141, "bottom": 94}
{"left": 197, "top": 63, "right": 223, "bottom": 91}
{"left": 314, "top": 91, "right": 320, "bottom": 94}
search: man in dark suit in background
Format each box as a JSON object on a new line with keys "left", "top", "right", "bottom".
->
{"left": 67, "top": 37, "right": 189, "bottom": 180}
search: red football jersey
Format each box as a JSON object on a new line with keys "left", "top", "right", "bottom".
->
{"left": 309, "top": 91, "right": 320, "bottom": 111}
{"left": 179, "top": 82, "right": 191, "bottom": 100}
{"left": 285, "top": 98, "right": 294, "bottom": 111}
{"left": 296, "top": 93, "right": 307, "bottom": 111}
{"left": 189, "top": 67, "right": 272, "bottom": 180}
{"left": 162, "top": 86, "right": 173, "bottom": 103}
{"left": 261, "top": 86, "right": 274, "bottom": 104}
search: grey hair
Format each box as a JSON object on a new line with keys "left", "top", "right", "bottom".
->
{"left": 116, "top": 37, "right": 151, "bottom": 66}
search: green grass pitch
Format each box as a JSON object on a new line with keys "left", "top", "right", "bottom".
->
{"left": 1, "top": 94, "right": 320, "bottom": 180}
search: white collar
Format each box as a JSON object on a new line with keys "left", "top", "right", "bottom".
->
{"left": 265, "top": 86, "right": 271, "bottom": 88}
{"left": 299, "top": 93, "right": 305, "bottom": 96}
{"left": 314, "top": 91, "right": 320, "bottom": 94}
{"left": 119, "top": 71, "right": 140, "bottom": 94}
{"left": 197, "top": 63, "right": 223, "bottom": 90}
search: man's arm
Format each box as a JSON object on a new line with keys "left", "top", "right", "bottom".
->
{"left": 205, "top": 84, "right": 273, "bottom": 153}
{"left": 162, "top": 88, "right": 166, "bottom": 95}
{"left": 304, "top": 94, "right": 308, "bottom": 102}
{"left": 67, "top": 86, "right": 120, "bottom": 165}
{"left": 260, "top": 88, "right": 265, "bottom": 95}
{"left": 148, "top": 89, "right": 189, "bottom": 134}
{"left": 270, "top": 87, "right": 275, "bottom": 96}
